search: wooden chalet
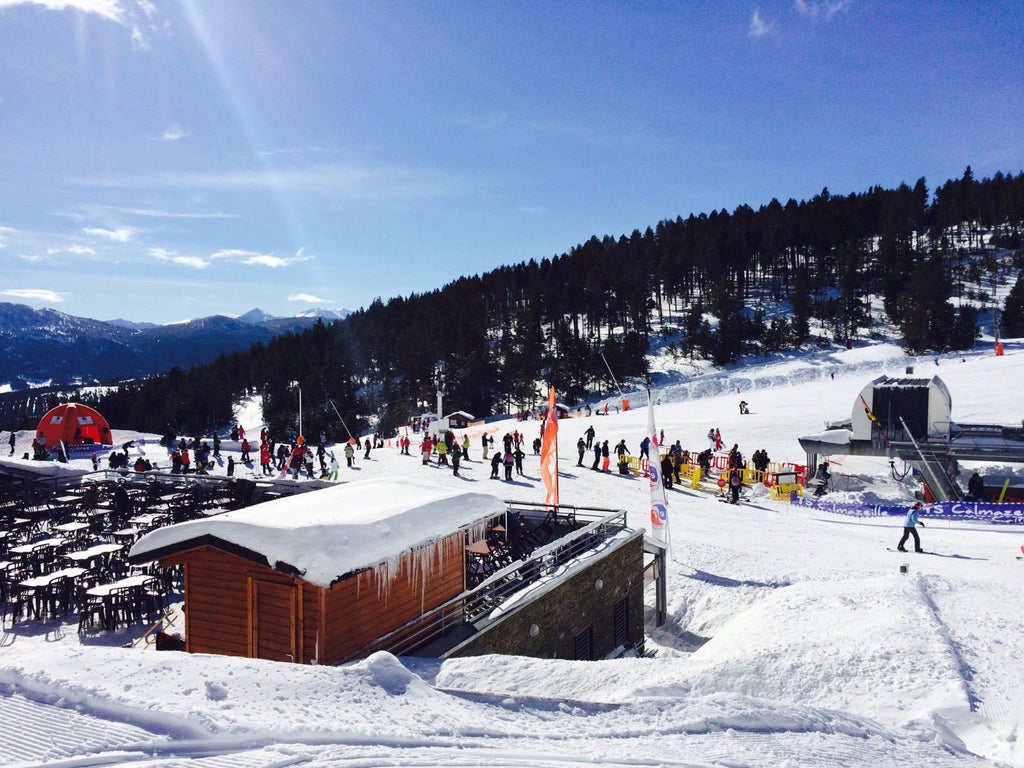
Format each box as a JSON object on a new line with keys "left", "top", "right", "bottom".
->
{"left": 128, "top": 478, "right": 506, "bottom": 665}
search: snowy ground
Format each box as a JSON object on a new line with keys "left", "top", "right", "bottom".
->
{"left": 2, "top": 339, "right": 1023, "bottom": 767}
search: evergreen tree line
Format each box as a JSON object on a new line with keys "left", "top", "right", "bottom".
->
{"left": 67, "top": 167, "right": 1024, "bottom": 439}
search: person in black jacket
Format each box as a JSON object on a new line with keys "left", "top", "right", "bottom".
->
{"left": 967, "top": 472, "right": 984, "bottom": 501}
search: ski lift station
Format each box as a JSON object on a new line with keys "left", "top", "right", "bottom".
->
{"left": 798, "top": 375, "right": 1024, "bottom": 502}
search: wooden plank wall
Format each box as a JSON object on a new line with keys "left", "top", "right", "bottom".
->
{"left": 164, "top": 532, "right": 467, "bottom": 666}
{"left": 321, "top": 533, "right": 467, "bottom": 664}
{"left": 168, "top": 547, "right": 321, "bottom": 661}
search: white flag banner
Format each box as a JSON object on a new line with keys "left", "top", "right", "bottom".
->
{"left": 647, "top": 393, "right": 669, "bottom": 541}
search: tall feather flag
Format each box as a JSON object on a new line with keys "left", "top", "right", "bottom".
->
{"left": 647, "top": 391, "right": 669, "bottom": 541}
{"left": 540, "top": 386, "right": 559, "bottom": 508}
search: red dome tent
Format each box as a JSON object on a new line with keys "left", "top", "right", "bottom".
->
{"left": 35, "top": 402, "right": 113, "bottom": 451}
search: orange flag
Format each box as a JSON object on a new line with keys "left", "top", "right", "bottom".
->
{"left": 539, "top": 386, "right": 559, "bottom": 508}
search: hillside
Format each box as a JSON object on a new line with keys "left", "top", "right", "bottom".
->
{"left": 1, "top": 335, "right": 1021, "bottom": 767}
{"left": 0, "top": 303, "right": 333, "bottom": 390}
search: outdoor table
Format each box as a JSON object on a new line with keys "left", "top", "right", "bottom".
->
{"left": 86, "top": 574, "right": 153, "bottom": 631}
{"left": 111, "top": 527, "right": 143, "bottom": 546}
{"left": 19, "top": 566, "right": 87, "bottom": 589}
{"left": 64, "top": 542, "right": 124, "bottom": 570}
{"left": 129, "top": 513, "right": 168, "bottom": 530}
{"left": 18, "top": 567, "right": 86, "bottom": 620}
{"left": 9, "top": 537, "right": 64, "bottom": 556}
{"left": 53, "top": 521, "right": 91, "bottom": 539}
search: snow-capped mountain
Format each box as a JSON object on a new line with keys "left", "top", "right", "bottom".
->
{"left": 0, "top": 302, "right": 341, "bottom": 389}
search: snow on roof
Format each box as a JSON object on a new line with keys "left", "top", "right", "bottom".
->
{"left": 800, "top": 428, "right": 853, "bottom": 445}
{"left": 129, "top": 477, "right": 506, "bottom": 587}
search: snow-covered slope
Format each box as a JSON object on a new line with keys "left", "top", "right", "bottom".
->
{"left": 1, "top": 338, "right": 1022, "bottom": 767}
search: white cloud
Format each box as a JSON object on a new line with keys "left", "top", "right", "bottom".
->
{"left": 243, "top": 254, "right": 299, "bottom": 268}
{"left": 211, "top": 247, "right": 312, "bottom": 268}
{"left": 749, "top": 8, "right": 772, "bottom": 38}
{"left": 160, "top": 123, "right": 187, "bottom": 142}
{"left": 794, "top": 0, "right": 851, "bottom": 19}
{"left": 0, "top": 0, "right": 125, "bottom": 23}
{"left": 1, "top": 288, "right": 65, "bottom": 302}
{"left": 289, "top": 293, "right": 332, "bottom": 304}
{"left": 46, "top": 244, "right": 97, "bottom": 256}
{"left": 80, "top": 162, "right": 477, "bottom": 202}
{"left": 83, "top": 226, "right": 133, "bottom": 242}
{"left": 210, "top": 249, "right": 258, "bottom": 260}
{"left": 149, "top": 247, "right": 208, "bottom": 269}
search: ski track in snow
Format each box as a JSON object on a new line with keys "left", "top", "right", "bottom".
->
{"left": 2, "top": 338, "right": 1024, "bottom": 767}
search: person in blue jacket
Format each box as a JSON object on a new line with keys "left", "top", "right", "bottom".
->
{"left": 897, "top": 501, "right": 925, "bottom": 552}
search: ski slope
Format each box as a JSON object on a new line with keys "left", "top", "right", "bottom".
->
{"left": 1, "top": 339, "right": 1022, "bottom": 767}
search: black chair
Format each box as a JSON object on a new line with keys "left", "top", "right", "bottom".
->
{"left": 77, "top": 585, "right": 106, "bottom": 634}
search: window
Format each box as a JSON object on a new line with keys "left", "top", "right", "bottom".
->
{"left": 573, "top": 625, "right": 593, "bottom": 660}
{"left": 613, "top": 596, "right": 629, "bottom": 647}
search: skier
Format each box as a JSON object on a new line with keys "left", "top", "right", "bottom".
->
{"left": 576, "top": 437, "right": 586, "bottom": 466}
{"left": 513, "top": 444, "right": 525, "bottom": 476}
{"left": 896, "top": 502, "right": 925, "bottom": 552}
{"left": 728, "top": 468, "right": 742, "bottom": 504}
{"left": 812, "top": 461, "right": 831, "bottom": 496}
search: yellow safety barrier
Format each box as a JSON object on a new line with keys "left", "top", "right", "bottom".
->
{"left": 770, "top": 483, "right": 804, "bottom": 500}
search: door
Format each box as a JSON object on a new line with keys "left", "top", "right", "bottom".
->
{"left": 249, "top": 579, "right": 297, "bottom": 662}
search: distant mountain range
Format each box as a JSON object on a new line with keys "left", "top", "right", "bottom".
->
{"left": 0, "top": 303, "right": 350, "bottom": 389}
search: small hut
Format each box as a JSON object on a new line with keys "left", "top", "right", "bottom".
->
{"left": 444, "top": 410, "right": 476, "bottom": 429}
{"left": 128, "top": 478, "right": 507, "bottom": 665}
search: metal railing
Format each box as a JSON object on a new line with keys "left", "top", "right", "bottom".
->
{"left": 338, "top": 505, "right": 631, "bottom": 663}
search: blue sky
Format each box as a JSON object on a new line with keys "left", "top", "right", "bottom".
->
{"left": 1, "top": 1, "right": 1022, "bottom": 324}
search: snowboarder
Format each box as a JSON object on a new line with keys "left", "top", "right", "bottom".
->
{"left": 739, "top": 400, "right": 749, "bottom": 415}
{"left": 897, "top": 502, "right": 925, "bottom": 552}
